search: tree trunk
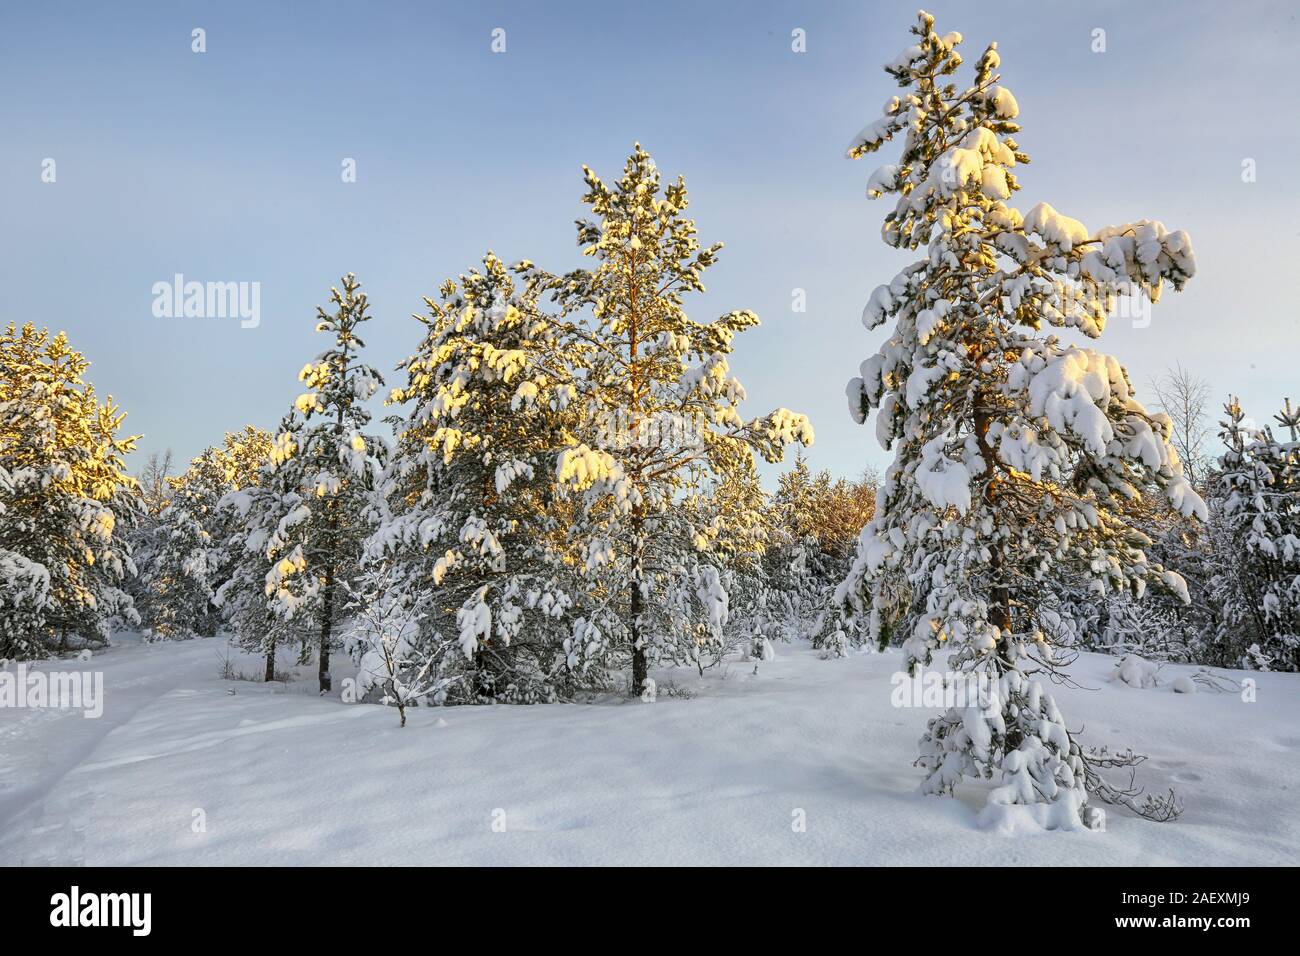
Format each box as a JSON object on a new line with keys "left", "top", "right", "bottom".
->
{"left": 264, "top": 632, "right": 276, "bottom": 682}
{"left": 989, "top": 561, "right": 1014, "bottom": 666}
{"left": 625, "top": 241, "right": 648, "bottom": 698}
{"left": 318, "top": 561, "right": 334, "bottom": 694}
{"left": 320, "top": 379, "right": 348, "bottom": 696}
{"left": 974, "top": 394, "right": 1012, "bottom": 643}
{"left": 630, "top": 586, "right": 646, "bottom": 694}
{"left": 473, "top": 647, "right": 496, "bottom": 701}
{"left": 629, "top": 520, "right": 646, "bottom": 695}
{"left": 975, "top": 390, "right": 1020, "bottom": 750}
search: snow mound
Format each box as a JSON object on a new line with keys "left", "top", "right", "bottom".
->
{"left": 1172, "top": 674, "right": 1197, "bottom": 694}
{"left": 977, "top": 797, "right": 1092, "bottom": 835}
{"left": 1110, "top": 654, "right": 1160, "bottom": 689}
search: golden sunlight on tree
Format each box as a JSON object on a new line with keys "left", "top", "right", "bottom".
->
{"left": 0, "top": 323, "right": 139, "bottom": 658}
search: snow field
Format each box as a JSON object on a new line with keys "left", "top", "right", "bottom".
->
{"left": 2, "top": 634, "right": 1295, "bottom": 866}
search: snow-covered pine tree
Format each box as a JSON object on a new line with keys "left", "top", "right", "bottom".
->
{"left": 766, "top": 456, "right": 829, "bottom": 639}
{"left": 521, "top": 146, "right": 814, "bottom": 694}
{"left": 0, "top": 323, "right": 140, "bottom": 658}
{"left": 766, "top": 455, "right": 877, "bottom": 649}
{"left": 1210, "top": 397, "right": 1300, "bottom": 671}
{"left": 273, "top": 275, "right": 385, "bottom": 692}
{"left": 136, "top": 477, "right": 217, "bottom": 640}
{"left": 222, "top": 277, "right": 385, "bottom": 692}
{"left": 1091, "top": 489, "right": 1213, "bottom": 662}
{"left": 202, "top": 428, "right": 281, "bottom": 678}
{"left": 203, "top": 426, "right": 276, "bottom": 591}
{"left": 139, "top": 427, "right": 274, "bottom": 641}
{"left": 684, "top": 462, "right": 773, "bottom": 672}
{"left": 122, "top": 451, "right": 174, "bottom": 637}
{"left": 361, "top": 253, "right": 586, "bottom": 704}
{"left": 215, "top": 483, "right": 299, "bottom": 682}
{"left": 819, "top": 470, "right": 880, "bottom": 654}
{"left": 840, "top": 13, "right": 1203, "bottom": 827}
{"left": 768, "top": 461, "right": 828, "bottom": 646}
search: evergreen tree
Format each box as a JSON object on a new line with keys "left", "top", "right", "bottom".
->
{"left": 1093, "top": 491, "right": 1214, "bottom": 662}
{"left": 0, "top": 323, "right": 140, "bottom": 658}
{"left": 221, "top": 276, "right": 385, "bottom": 691}
{"left": 522, "top": 146, "right": 814, "bottom": 694}
{"left": 766, "top": 457, "right": 833, "bottom": 644}
{"left": 768, "top": 455, "right": 877, "bottom": 649}
{"left": 137, "top": 485, "right": 217, "bottom": 639}
{"left": 1209, "top": 397, "right": 1300, "bottom": 671}
{"left": 215, "top": 488, "right": 300, "bottom": 682}
{"left": 683, "top": 463, "right": 773, "bottom": 672}
{"left": 122, "top": 450, "right": 175, "bottom": 637}
{"left": 361, "top": 254, "right": 586, "bottom": 704}
{"left": 840, "top": 13, "right": 1202, "bottom": 826}
{"left": 140, "top": 427, "right": 273, "bottom": 640}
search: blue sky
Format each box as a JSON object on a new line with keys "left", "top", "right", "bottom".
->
{"left": 3, "top": 0, "right": 1296, "bottom": 482}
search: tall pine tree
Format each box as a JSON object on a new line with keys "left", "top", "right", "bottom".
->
{"left": 522, "top": 146, "right": 814, "bottom": 693}
{"left": 840, "top": 13, "right": 1203, "bottom": 826}
{"left": 222, "top": 276, "right": 385, "bottom": 691}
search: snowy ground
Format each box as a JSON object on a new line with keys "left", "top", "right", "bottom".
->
{"left": 1, "top": 634, "right": 1296, "bottom": 866}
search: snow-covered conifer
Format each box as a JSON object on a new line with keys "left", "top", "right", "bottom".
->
{"left": 766, "top": 457, "right": 835, "bottom": 644}
{"left": 362, "top": 254, "right": 585, "bottom": 703}
{"left": 767, "top": 456, "right": 877, "bottom": 648}
{"left": 839, "top": 13, "right": 1202, "bottom": 826}
{"left": 215, "top": 518, "right": 299, "bottom": 682}
{"left": 1209, "top": 397, "right": 1300, "bottom": 671}
{"left": 0, "top": 323, "right": 140, "bottom": 658}
{"left": 137, "top": 488, "right": 217, "bottom": 640}
{"left": 122, "top": 451, "right": 174, "bottom": 636}
{"left": 522, "top": 146, "right": 814, "bottom": 693}
{"left": 684, "top": 464, "right": 773, "bottom": 672}
{"left": 140, "top": 427, "right": 273, "bottom": 640}
{"left": 221, "top": 277, "right": 385, "bottom": 691}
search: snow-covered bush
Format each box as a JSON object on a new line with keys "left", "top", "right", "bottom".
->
{"left": 1096, "top": 595, "right": 1195, "bottom": 663}
{"left": 344, "top": 569, "right": 458, "bottom": 725}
